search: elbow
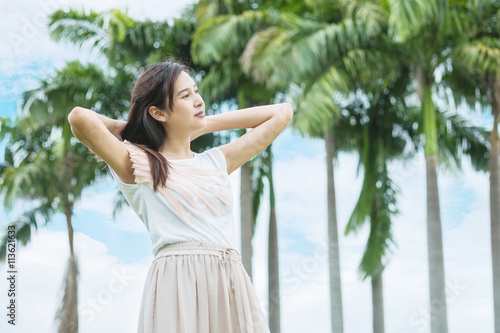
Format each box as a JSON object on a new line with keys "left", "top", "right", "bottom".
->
{"left": 68, "top": 107, "right": 83, "bottom": 126}
{"left": 280, "top": 103, "right": 294, "bottom": 123}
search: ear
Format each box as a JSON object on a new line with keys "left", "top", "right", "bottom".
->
{"left": 149, "top": 106, "right": 168, "bottom": 123}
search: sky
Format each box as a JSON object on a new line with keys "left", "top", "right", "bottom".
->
{"left": 0, "top": 0, "right": 494, "bottom": 332}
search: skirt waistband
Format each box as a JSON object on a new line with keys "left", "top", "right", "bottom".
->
{"left": 154, "top": 241, "right": 242, "bottom": 264}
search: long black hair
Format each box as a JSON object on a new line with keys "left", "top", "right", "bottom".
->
{"left": 120, "top": 57, "right": 194, "bottom": 191}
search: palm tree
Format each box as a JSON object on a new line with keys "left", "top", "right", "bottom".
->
{"left": 54, "top": 5, "right": 290, "bottom": 330}
{"left": 0, "top": 61, "right": 117, "bottom": 333}
{"left": 47, "top": 6, "right": 223, "bottom": 214}
{"left": 190, "top": 2, "right": 311, "bottom": 330}
{"left": 231, "top": 3, "right": 490, "bottom": 333}
{"left": 193, "top": 7, "right": 273, "bottom": 283}
{"left": 445, "top": 0, "right": 500, "bottom": 329}
{"left": 191, "top": 4, "right": 276, "bottom": 283}
{"left": 0, "top": 7, "right": 208, "bottom": 331}
{"left": 346, "top": 106, "right": 402, "bottom": 333}
{"left": 385, "top": 1, "right": 481, "bottom": 331}
{"left": 341, "top": 60, "right": 414, "bottom": 331}
{"left": 237, "top": 2, "right": 390, "bottom": 331}
{"left": 49, "top": 8, "right": 180, "bottom": 73}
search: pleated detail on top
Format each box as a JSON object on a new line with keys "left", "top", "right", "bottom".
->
{"left": 137, "top": 242, "right": 270, "bottom": 333}
{"left": 122, "top": 140, "right": 230, "bottom": 223}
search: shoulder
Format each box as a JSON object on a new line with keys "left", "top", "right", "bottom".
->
{"left": 115, "top": 140, "right": 153, "bottom": 185}
{"left": 199, "top": 146, "right": 228, "bottom": 175}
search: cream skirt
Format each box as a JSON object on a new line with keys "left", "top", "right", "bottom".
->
{"left": 137, "top": 241, "right": 271, "bottom": 333}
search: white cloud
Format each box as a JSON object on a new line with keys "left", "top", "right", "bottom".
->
{"left": 0, "top": 0, "right": 197, "bottom": 102}
{"left": 0, "top": 228, "right": 151, "bottom": 333}
{"left": 249, "top": 144, "right": 491, "bottom": 333}
{"left": 73, "top": 181, "right": 147, "bottom": 233}
{"left": 1, "top": 0, "right": 196, "bottom": 58}
{"left": 0, "top": 140, "right": 492, "bottom": 333}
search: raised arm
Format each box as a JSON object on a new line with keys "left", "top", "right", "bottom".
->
{"left": 206, "top": 103, "right": 293, "bottom": 175}
{"left": 67, "top": 107, "right": 135, "bottom": 184}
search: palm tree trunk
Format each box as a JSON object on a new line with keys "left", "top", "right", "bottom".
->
{"left": 54, "top": 148, "right": 79, "bottom": 333}
{"left": 423, "top": 90, "right": 448, "bottom": 333}
{"left": 267, "top": 144, "right": 281, "bottom": 333}
{"left": 66, "top": 205, "right": 75, "bottom": 256}
{"left": 325, "top": 129, "right": 344, "bottom": 333}
{"left": 55, "top": 206, "right": 79, "bottom": 333}
{"left": 238, "top": 90, "right": 254, "bottom": 279}
{"left": 241, "top": 161, "right": 254, "bottom": 279}
{"left": 488, "top": 77, "right": 500, "bottom": 333}
{"left": 372, "top": 268, "right": 385, "bottom": 333}
{"left": 417, "top": 70, "right": 449, "bottom": 333}
{"left": 425, "top": 154, "right": 448, "bottom": 333}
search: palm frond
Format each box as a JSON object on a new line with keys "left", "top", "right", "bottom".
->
{"left": 241, "top": 13, "right": 382, "bottom": 88}
{"left": 111, "top": 190, "right": 127, "bottom": 219}
{"left": 341, "top": 0, "right": 388, "bottom": 35}
{"left": 198, "top": 57, "right": 242, "bottom": 107}
{"left": 292, "top": 66, "right": 352, "bottom": 136}
{"left": 239, "top": 27, "right": 292, "bottom": 88}
{"left": 1, "top": 151, "right": 58, "bottom": 210}
{"left": 0, "top": 204, "right": 54, "bottom": 262}
{"left": 191, "top": 10, "right": 272, "bottom": 65}
{"left": 48, "top": 8, "right": 111, "bottom": 52}
{"left": 436, "top": 110, "right": 490, "bottom": 173}
{"left": 442, "top": 57, "right": 489, "bottom": 110}
{"left": 194, "top": 1, "right": 222, "bottom": 24}
{"left": 387, "top": 0, "right": 437, "bottom": 41}
{"left": 358, "top": 199, "right": 395, "bottom": 279}
{"left": 345, "top": 132, "right": 398, "bottom": 279}
{"left": 454, "top": 37, "right": 500, "bottom": 76}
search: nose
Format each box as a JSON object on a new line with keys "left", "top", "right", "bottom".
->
{"left": 194, "top": 95, "right": 204, "bottom": 108}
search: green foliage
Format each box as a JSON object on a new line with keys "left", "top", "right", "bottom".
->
{"left": 455, "top": 37, "right": 500, "bottom": 76}
{"left": 387, "top": 0, "right": 438, "bottom": 41}
{"left": 192, "top": 10, "right": 273, "bottom": 65}
{"left": 435, "top": 110, "right": 490, "bottom": 173}
{"left": 0, "top": 102, "right": 107, "bottom": 261}
{"left": 241, "top": 12, "right": 385, "bottom": 88}
{"left": 1, "top": 0, "right": 494, "bottom": 290}
{"left": 343, "top": 75, "right": 416, "bottom": 278}
{"left": 292, "top": 66, "right": 351, "bottom": 136}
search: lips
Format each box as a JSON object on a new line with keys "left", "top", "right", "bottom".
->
{"left": 195, "top": 111, "right": 205, "bottom": 117}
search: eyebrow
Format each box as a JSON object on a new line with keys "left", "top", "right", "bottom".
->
{"left": 176, "top": 84, "right": 197, "bottom": 97}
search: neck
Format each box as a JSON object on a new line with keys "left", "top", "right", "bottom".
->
{"left": 159, "top": 134, "right": 193, "bottom": 159}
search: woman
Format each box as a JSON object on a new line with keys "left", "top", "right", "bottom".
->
{"left": 68, "top": 58, "right": 293, "bottom": 332}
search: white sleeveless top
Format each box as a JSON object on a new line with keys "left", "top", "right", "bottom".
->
{"left": 108, "top": 140, "right": 236, "bottom": 256}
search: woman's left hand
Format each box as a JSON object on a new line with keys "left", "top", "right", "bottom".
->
{"left": 111, "top": 120, "right": 127, "bottom": 141}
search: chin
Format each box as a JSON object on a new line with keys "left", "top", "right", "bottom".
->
{"left": 198, "top": 119, "right": 207, "bottom": 126}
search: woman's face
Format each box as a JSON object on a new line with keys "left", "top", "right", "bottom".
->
{"left": 163, "top": 70, "right": 206, "bottom": 134}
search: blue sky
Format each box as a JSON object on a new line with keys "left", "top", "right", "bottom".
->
{"left": 0, "top": 1, "right": 494, "bottom": 333}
